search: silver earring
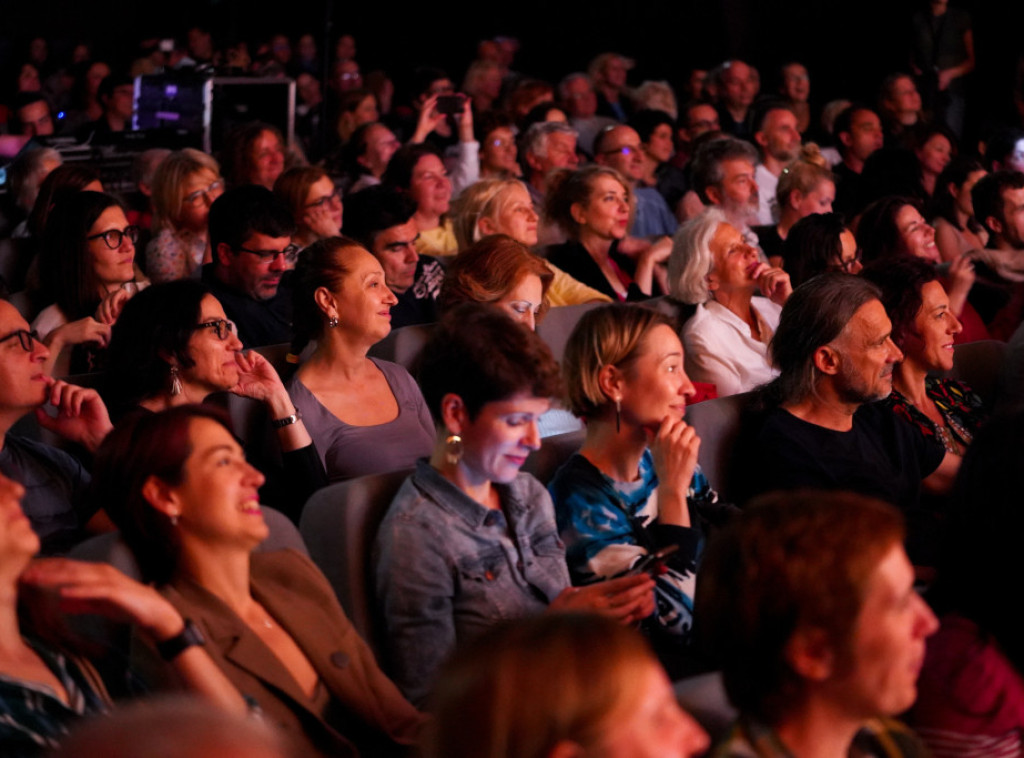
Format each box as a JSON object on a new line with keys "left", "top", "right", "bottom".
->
{"left": 170, "top": 366, "right": 182, "bottom": 396}
{"left": 328, "top": 316, "right": 339, "bottom": 328}
{"left": 170, "top": 513, "right": 179, "bottom": 527}
{"left": 445, "top": 434, "right": 463, "bottom": 466}
{"left": 615, "top": 398, "right": 621, "bottom": 433}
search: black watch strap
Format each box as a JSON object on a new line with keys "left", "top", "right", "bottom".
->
{"left": 156, "top": 619, "right": 206, "bottom": 661}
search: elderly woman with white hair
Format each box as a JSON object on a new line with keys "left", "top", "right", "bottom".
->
{"left": 669, "top": 208, "right": 793, "bottom": 397}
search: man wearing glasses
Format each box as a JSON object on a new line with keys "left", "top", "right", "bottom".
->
{"left": 0, "top": 300, "right": 114, "bottom": 554}
{"left": 594, "top": 124, "right": 678, "bottom": 238}
{"left": 206, "top": 186, "right": 297, "bottom": 347}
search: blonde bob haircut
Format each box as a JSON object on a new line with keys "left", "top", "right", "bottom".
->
{"left": 151, "top": 148, "right": 221, "bottom": 232}
{"left": 562, "top": 303, "right": 672, "bottom": 418}
{"left": 423, "top": 613, "right": 659, "bottom": 758}
{"left": 450, "top": 177, "right": 528, "bottom": 251}
{"left": 668, "top": 206, "right": 729, "bottom": 305}
{"left": 439, "top": 234, "right": 553, "bottom": 317}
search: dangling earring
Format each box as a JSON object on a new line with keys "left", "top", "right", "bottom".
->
{"left": 328, "top": 316, "right": 339, "bottom": 328}
{"left": 170, "top": 366, "right": 182, "bottom": 396}
{"left": 445, "top": 434, "right": 463, "bottom": 466}
{"left": 170, "top": 512, "right": 179, "bottom": 527}
{"left": 615, "top": 398, "right": 621, "bottom": 434}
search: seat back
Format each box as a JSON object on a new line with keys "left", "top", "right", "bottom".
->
{"left": 299, "top": 469, "right": 413, "bottom": 650}
{"left": 536, "top": 302, "right": 606, "bottom": 362}
{"left": 949, "top": 339, "right": 1005, "bottom": 408}
{"left": 368, "top": 324, "right": 434, "bottom": 372}
{"left": 523, "top": 428, "right": 586, "bottom": 485}
{"left": 685, "top": 392, "right": 754, "bottom": 504}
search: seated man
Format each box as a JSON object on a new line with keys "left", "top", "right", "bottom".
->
{"left": 746, "top": 274, "right": 950, "bottom": 531}
{"left": 967, "top": 170, "right": 1024, "bottom": 338}
{"left": 204, "top": 185, "right": 297, "bottom": 347}
{"left": 520, "top": 121, "right": 580, "bottom": 208}
{"left": 698, "top": 489, "right": 938, "bottom": 757}
{"left": 0, "top": 300, "right": 113, "bottom": 553}
{"left": 343, "top": 185, "right": 444, "bottom": 328}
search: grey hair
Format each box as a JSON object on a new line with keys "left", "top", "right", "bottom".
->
{"left": 633, "top": 80, "right": 678, "bottom": 121}
{"left": 765, "top": 273, "right": 882, "bottom": 406}
{"left": 691, "top": 137, "right": 760, "bottom": 203}
{"left": 521, "top": 121, "right": 578, "bottom": 160}
{"left": 669, "top": 207, "right": 729, "bottom": 304}
{"left": 558, "top": 72, "right": 593, "bottom": 102}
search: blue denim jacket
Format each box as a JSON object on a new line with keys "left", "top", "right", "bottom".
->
{"left": 373, "top": 459, "right": 569, "bottom": 707}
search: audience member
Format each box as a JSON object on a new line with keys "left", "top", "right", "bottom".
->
{"left": 752, "top": 102, "right": 803, "bottom": 225}
{"left": 594, "top": 124, "right": 678, "bottom": 237}
{"left": 968, "top": 170, "right": 1024, "bottom": 337}
{"left": 929, "top": 156, "right": 987, "bottom": 263}
{"left": 520, "top": 121, "right": 580, "bottom": 207}
{"left": 689, "top": 136, "right": 762, "bottom": 247}
{"left": 382, "top": 144, "right": 457, "bottom": 257}
{"left": 783, "top": 212, "right": 862, "bottom": 287}
{"left": 273, "top": 166, "right": 343, "bottom": 250}
{"left": 831, "top": 104, "right": 885, "bottom": 219}
{"left": 559, "top": 73, "right": 617, "bottom": 156}
{"left": 222, "top": 122, "right": 287, "bottom": 190}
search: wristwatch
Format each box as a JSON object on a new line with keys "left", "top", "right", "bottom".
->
{"left": 156, "top": 619, "right": 206, "bottom": 660}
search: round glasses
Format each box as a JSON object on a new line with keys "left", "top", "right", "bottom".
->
{"left": 87, "top": 225, "right": 140, "bottom": 250}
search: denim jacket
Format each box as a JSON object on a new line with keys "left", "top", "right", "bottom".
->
{"left": 373, "top": 460, "right": 569, "bottom": 707}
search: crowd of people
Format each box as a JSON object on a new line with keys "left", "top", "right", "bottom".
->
{"left": 2, "top": 6, "right": 1024, "bottom": 756}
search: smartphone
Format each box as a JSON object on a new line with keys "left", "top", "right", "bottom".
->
{"left": 436, "top": 94, "right": 466, "bottom": 115}
{"left": 623, "top": 545, "right": 679, "bottom": 578}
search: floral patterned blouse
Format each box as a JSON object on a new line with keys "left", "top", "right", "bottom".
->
{"left": 884, "top": 378, "right": 986, "bottom": 456}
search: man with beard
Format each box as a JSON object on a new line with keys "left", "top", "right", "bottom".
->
{"left": 968, "top": 170, "right": 1024, "bottom": 337}
{"left": 690, "top": 136, "right": 762, "bottom": 249}
{"left": 752, "top": 102, "right": 802, "bottom": 225}
{"left": 745, "top": 274, "right": 949, "bottom": 519}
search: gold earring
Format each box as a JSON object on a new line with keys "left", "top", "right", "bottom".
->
{"left": 445, "top": 434, "right": 463, "bottom": 466}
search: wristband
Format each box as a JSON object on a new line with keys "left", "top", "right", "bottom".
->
{"left": 156, "top": 619, "right": 206, "bottom": 660}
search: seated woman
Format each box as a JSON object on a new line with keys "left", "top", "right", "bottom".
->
{"left": 544, "top": 166, "right": 668, "bottom": 301}
{"left": 911, "top": 412, "right": 1024, "bottom": 757}
{"left": 913, "top": 124, "right": 955, "bottom": 200}
{"left": 438, "top": 234, "right": 553, "bottom": 331}
{"left": 450, "top": 177, "right": 610, "bottom": 305}
{"left": 34, "top": 191, "right": 148, "bottom": 374}
{"left": 373, "top": 305, "right": 656, "bottom": 706}
{"left": 2, "top": 470, "right": 250, "bottom": 756}
{"left": 273, "top": 166, "right": 343, "bottom": 251}
{"left": 103, "top": 280, "right": 325, "bottom": 520}
{"left": 549, "top": 304, "right": 720, "bottom": 675}
{"left": 222, "top": 122, "right": 286, "bottom": 191}
{"left": 146, "top": 149, "right": 224, "bottom": 283}
{"left": 424, "top": 614, "right": 709, "bottom": 758}
{"left": 783, "top": 212, "right": 862, "bottom": 287}
{"left": 382, "top": 144, "right": 457, "bottom": 258}
{"left": 91, "top": 406, "right": 423, "bottom": 758}
{"left": 287, "top": 237, "right": 435, "bottom": 481}
{"left": 752, "top": 144, "right": 835, "bottom": 266}
{"left": 863, "top": 257, "right": 985, "bottom": 465}
{"left": 333, "top": 122, "right": 401, "bottom": 195}
{"left": 668, "top": 208, "right": 792, "bottom": 397}
{"left": 858, "top": 195, "right": 987, "bottom": 342}
{"left": 928, "top": 156, "right": 987, "bottom": 263}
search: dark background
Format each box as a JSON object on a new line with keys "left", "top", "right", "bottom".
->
{"left": 3, "top": 0, "right": 1022, "bottom": 141}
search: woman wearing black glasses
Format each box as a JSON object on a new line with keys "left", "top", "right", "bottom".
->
{"left": 103, "top": 279, "right": 325, "bottom": 521}
{"left": 33, "top": 191, "right": 149, "bottom": 374}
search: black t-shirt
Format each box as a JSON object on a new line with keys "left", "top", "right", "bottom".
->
{"left": 391, "top": 256, "right": 444, "bottom": 329}
{"left": 752, "top": 224, "right": 785, "bottom": 263}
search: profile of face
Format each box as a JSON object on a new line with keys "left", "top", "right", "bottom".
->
{"left": 707, "top": 222, "right": 760, "bottom": 297}
{"left": 832, "top": 299, "right": 904, "bottom": 404}
{"left": 496, "top": 273, "right": 544, "bottom": 331}
{"left": 448, "top": 391, "right": 550, "bottom": 486}
{"left": 155, "top": 417, "right": 268, "bottom": 549}
{"left": 563, "top": 76, "right": 597, "bottom": 119}
{"left": 533, "top": 132, "right": 579, "bottom": 175}
{"left": 87, "top": 206, "right": 137, "bottom": 290}
{"left": 0, "top": 472, "right": 39, "bottom": 569}
{"left": 842, "top": 109, "right": 884, "bottom": 163}
{"left": 781, "top": 64, "right": 810, "bottom": 102}
{"left": 996, "top": 186, "right": 1024, "bottom": 249}
{"left": 791, "top": 179, "right": 835, "bottom": 218}
{"left": 107, "top": 84, "right": 135, "bottom": 121}
{"left": 615, "top": 324, "right": 696, "bottom": 431}
{"left": 1005, "top": 138, "right": 1024, "bottom": 174}
{"left": 409, "top": 154, "right": 452, "bottom": 219}
{"left": 178, "top": 168, "right": 223, "bottom": 233}
{"left": 598, "top": 127, "right": 645, "bottom": 182}
{"left": 371, "top": 218, "right": 420, "bottom": 294}
{"left": 320, "top": 245, "right": 398, "bottom": 343}
{"left": 180, "top": 295, "right": 244, "bottom": 395}
{"left": 710, "top": 159, "right": 759, "bottom": 222}
{"left": 481, "top": 184, "right": 539, "bottom": 246}
{"left": 481, "top": 126, "right": 519, "bottom": 175}
{"left": 758, "top": 109, "right": 801, "bottom": 163}
{"left": 348, "top": 95, "right": 379, "bottom": 130}
{"left": 830, "top": 229, "right": 863, "bottom": 275}
{"left": 250, "top": 130, "right": 285, "bottom": 190}
{"left": 0, "top": 300, "right": 50, "bottom": 413}
{"left": 644, "top": 123, "right": 675, "bottom": 165}
{"left": 589, "top": 658, "right": 710, "bottom": 758}
{"left": 895, "top": 205, "right": 940, "bottom": 263}
{"left": 916, "top": 133, "right": 952, "bottom": 177}
{"left": 902, "top": 280, "right": 962, "bottom": 373}
{"left": 827, "top": 543, "right": 937, "bottom": 719}
{"left": 303, "top": 175, "right": 343, "bottom": 232}
{"left": 573, "top": 175, "right": 630, "bottom": 241}
{"left": 359, "top": 124, "right": 401, "bottom": 177}
{"left": 222, "top": 231, "right": 294, "bottom": 301}
{"left": 951, "top": 169, "right": 985, "bottom": 218}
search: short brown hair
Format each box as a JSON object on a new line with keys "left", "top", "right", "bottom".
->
{"left": 697, "top": 490, "right": 904, "bottom": 723}
{"left": 561, "top": 304, "right": 671, "bottom": 418}
{"left": 439, "top": 234, "right": 553, "bottom": 316}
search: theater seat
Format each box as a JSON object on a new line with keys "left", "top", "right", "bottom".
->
{"left": 685, "top": 392, "right": 755, "bottom": 504}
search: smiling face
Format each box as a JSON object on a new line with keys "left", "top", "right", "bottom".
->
{"left": 707, "top": 222, "right": 760, "bottom": 297}
{"left": 178, "top": 168, "right": 223, "bottom": 233}
{"left": 250, "top": 130, "right": 285, "bottom": 189}
{"left": 409, "top": 154, "right": 452, "bottom": 218}
{"left": 829, "top": 543, "right": 937, "bottom": 719}
{"left": 168, "top": 417, "right": 268, "bottom": 550}
{"left": 618, "top": 324, "right": 695, "bottom": 432}
{"left": 487, "top": 184, "right": 539, "bottom": 246}
{"left": 456, "top": 392, "right": 551, "bottom": 485}
{"left": 87, "top": 205, "right": 137, "bottom": 291}
{"left": 574, "top": 175, "right": 631, "bottom": 240}
{"left": 896, "top": 205, "right": 940, "bottom": 263}
{"left": 832, "top": 299, "right": 904, "bottom": 404}
{"left": 916, "top": 133, "right": 952, "bottom": 177}
{"left": 903, "top": 280, "right": 962, "bottom": 373}
{"left": 180, "top": 295, "right": 243, "bottom": 396}
{"left": 324, "top": 245, "right": 399, "bottom": 343}
{"left": 496, "top": 273, "right": 544, "bottom": 331}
